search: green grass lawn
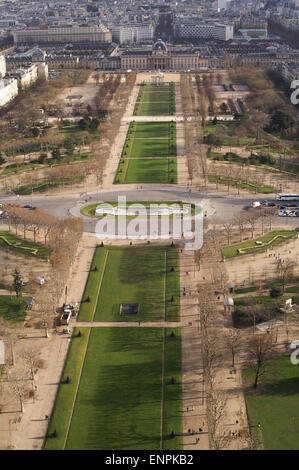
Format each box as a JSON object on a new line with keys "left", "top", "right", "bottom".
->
{"left": 78, "top": 245, "right": 180, "bottom": 323}
{"left": 163, "top": 328, "right": 182, "bottom": 449}
{"left": 208, "top": 174, "right": 275, "bottom": 194}
{"left": 44, "top": 327, "right": 91, "bottom": 450}
{"left": 134, "top": 101, "right": 174, "bottom": 116}
{"left": 81, "top": 201, "right": 194, "bottom": 219}
{"left": 115, "top": 158, "right": 177, "bottom": 184}
{"left": 47, "top": 327, "right": 182, "bottom": 450}
{"left": 0, "top": 295, "right": 27, "bottom": 323}
{"left": 232, "top": 295, "right": 281, "bottom": 328}
{"left": 58, "top": 125, "right": 80, "bottom": 135}
{"left": 134, "top": 84, "right": 175, "bottom": 116}
{"left": 115, "top": 121, "right": 178, "bottom": 184}
{"left": 15, "top": 176, "right": 84, "bottom": 195}
{"left": 139, "top": 84, "right": 173, "bottom": 92}
{"left": 133, "top": 122, "right": 176, "bottom": 139}
{"left": 243, "top": 356, "right": 299, "bottom": 450}
{"left": 285, "top": 285, "right": 299, "bottom": 294}
{"left": 222, "top": 230, "right": 296, "bottom": 259}
{"left": 2, "top": 153, "right": 90, "bottom": 177}
{"left": 65, "top": 327, "right": 164, "bottom": 450}
{"left": 0, "top": 231, "right": 51, "bottom": 259}
{"left": 2, "top": 162, "right": 42, "bottom": 175}
{"left": 140, "top": 91, "right": 172, "bottom": 102}
{"left": 77, "top": 249, "right": 108, "bottom": 322}
{"left": 125, "top": 138, "right": 176, "bottom": 158}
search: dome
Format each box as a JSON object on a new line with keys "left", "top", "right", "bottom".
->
{"left": 152, "top": 39, "right": 167, "bottom": 53}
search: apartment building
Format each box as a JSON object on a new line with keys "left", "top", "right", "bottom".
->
{"left": 10, "top": 64, "right": 38, "bottom": 90}
{"left": 0, "top": 77, "right": 18, "bottom": 108}
{"left": 13, "top": 25, "right": 112, "bottom": 45}
{"left": 0, "top": 54, "right": 6, "bottom": 78}
{"left": 175, "top": 22, "right": 234, "bottom": 41}
{"left": 111, "top": 23, "right": 154, "bottom": 45}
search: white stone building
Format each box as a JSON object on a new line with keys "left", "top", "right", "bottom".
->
{"left": 0, "top": 78, "right": 18, "bottom": 108}
{"left": 0, "top": 55, "right": 6, "bottom": 78}
{"left": 111, "top": 23, "right": 154, "bottom": 45}
{"left": 11, "top": 64, "right": 38, "bottom": 90}
{"left": 13, "top": 25, "right": 112, "bottom": 45}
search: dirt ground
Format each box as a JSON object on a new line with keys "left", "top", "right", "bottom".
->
{"left": 225, "top": 231, "right": 299, "bottom": 286}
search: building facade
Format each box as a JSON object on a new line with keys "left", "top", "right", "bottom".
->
{"left": 111, "top": 23, "right": 154, "bottom": 45}
{"left": 11, "top": 64, "right": 38, "bottom": 90}
{"left": 0, "top": 54, "right": 6, "bottom": 78}
{"left": 13, "top": 25, "right": 112, "bottom": 45}
{"left": 0, "top": 78, "right": 18, "bottom": 108}
{"left": 175, "top": 22, "right": 234, "bottom": 41}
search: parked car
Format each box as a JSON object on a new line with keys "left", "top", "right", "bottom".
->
{"left": 251, "top": 201, "right": 261, "bottom": 208}
{"left": 22, "top": 204, "right": 36, "bottom": 210}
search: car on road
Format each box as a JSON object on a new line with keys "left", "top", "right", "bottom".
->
{"left": 251, "top": 201, "right": 261, "bottom": 208}
{"left": 278, "top": 210, "right": 287, "bottom": 216}
{"left": 22, "top": 204, "right": 36, "bottom": 210}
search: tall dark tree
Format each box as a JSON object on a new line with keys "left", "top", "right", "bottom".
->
{"left": 12, "top": 269, "right": 23, "bottom": 297}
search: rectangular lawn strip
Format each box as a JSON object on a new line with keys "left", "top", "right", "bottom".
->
{"left": 222, "top": 230, "right": 297, "bottom": 259}
{"left": 114, "top": 158, "right": 129, "bottom": 184}
{"left": 129, "top": 138, "right": 176, "bottom": 158}
{"left": 140, "top": 84, "right": 172, "bottom": 92}
{"left": 0, "top": 231, "right": 51, "bottom": 259}
{"left": 134, "top": 85, "right": 175, "bottom": 116}
{"left": 120, "top": 158, "right": 176, "bottom": 184}
{"left": 92, "top": 245, "right": 180, "bottom": 322}
{"left": 0, "top": 295, "right": 27, "bottom": 323}
{"left": 167, "top": 158, "right": 177, "bottom": 184}
{"left": 165, "top": 249, "right": 180, "bottom": 322}
{"left": 242, "top": 357, "right": 299, "bottom": 450}
{"left": 65, "top": 327, "right": 164, "bottom": 450}
{"left": 140, "top": 92, "right": 172, "bottom": 102}
{"left": 43, "top": 327, "right": 90, "bottom": 450}
{"left": 134, "top": 122, "right": 176, "bottom": 139}
{"left": 163, "top": 328, "right": 182, "bottom": 449}
{"left": 77, "top": 249, "right": 108, "bottom": 322}
{"left": 134, "top": 101, "right": 174, "bottom": 116}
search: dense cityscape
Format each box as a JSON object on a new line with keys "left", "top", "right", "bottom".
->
{"left": 0, "top": 0, "right": 298, "bottom": 457}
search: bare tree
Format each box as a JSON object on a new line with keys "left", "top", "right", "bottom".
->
{"left": 276, "top": 258, "right": 295, "bottom": 292}
{"left": 224, "top": 329, "right": 242, "bottom": 368}
{"left": 207, "top": 389, "right": 229, "bottom": 450}
{"left": 9, "top": 372, "right": 29, "bottom": 413}
{"left": 222, "top": 221, "right": 234, "bottom": 245}
{"left": 20, "top": 347, "right": 40, "bottom": 402}
{"left": 233, "top": 214, "right": 248, "bottom": 242}
{"left": 246, "top": 333, "right": 275, "bottom": 388}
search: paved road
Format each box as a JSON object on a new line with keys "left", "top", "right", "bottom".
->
{"left": 1, "top": 188, "right": 298, "bottom": 234}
